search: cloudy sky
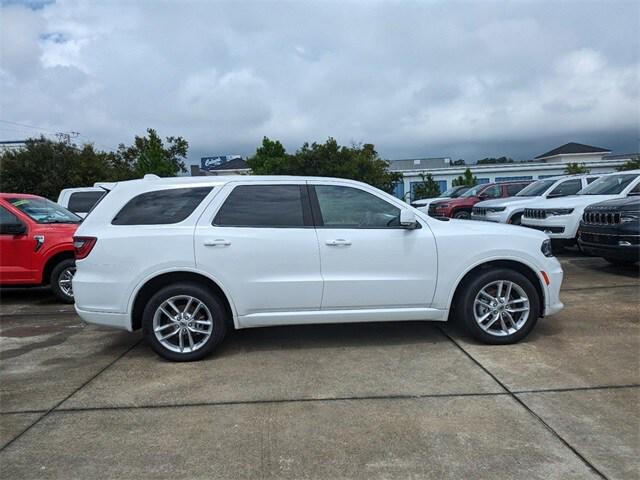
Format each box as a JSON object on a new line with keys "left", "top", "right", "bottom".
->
{"left": 1, "top": 0, "right": 638, "bottom": 165}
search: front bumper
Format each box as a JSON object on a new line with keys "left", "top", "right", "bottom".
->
{"left": 470, "top": 212, "right": 505, "bottom": 223}
{"left": 521, "top": 216, "right": 575, "bottom": 239}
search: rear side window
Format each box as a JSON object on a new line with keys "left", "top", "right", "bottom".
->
{"left": 68, "top": 191, "right": 105, "bottom": 213}
{"left": 112, "top": 187, "right": 212, "bottom": 225}
{"left": 213, "top": 185, "right": 309, "bottom": 227}
{"left": 506, "top": 183, "right": 527, "bottom": 196}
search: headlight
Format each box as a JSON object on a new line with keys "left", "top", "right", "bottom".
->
{"left": 486, "top": 207, "right": 506, "bottom": 212}
{"left": 620, "top": 212, "right": 640, "bottom": 223}
{"left": 435, "top": 203, "right": 450, "bottom": 208}
{"left": 541, "top": 239, "right": 554, "bottom": 257}
{"left": 547, "top": 208, "right": 574, "bottom": 216}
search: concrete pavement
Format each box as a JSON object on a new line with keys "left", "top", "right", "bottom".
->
{"left": 0, "top": 255, "right": 638, "bottom": 479}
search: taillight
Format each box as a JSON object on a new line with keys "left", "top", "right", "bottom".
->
{"left": 73, "top": 236, "right": 97, "bottom": 259}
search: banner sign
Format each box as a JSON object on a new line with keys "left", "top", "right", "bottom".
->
{"left": 200, "top": 155, "right": 242, "bottom": 171}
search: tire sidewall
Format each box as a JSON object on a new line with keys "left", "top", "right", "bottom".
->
{"left": 453, "top": 210, "right": 471, "bottom": 220}
{"left": 143, "top": 283, "right": 227, "bottom": 362}
{"left": 457, "top": 268, "right": 540, "bottom": 345}
{"left": 50, "top": 258, "right": 76, "bottom": 304}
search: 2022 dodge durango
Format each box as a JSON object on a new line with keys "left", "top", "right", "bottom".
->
{"left": 471, "top": 174, "right": 600, "bottom": 225}
{"left": 73, "top": 176, "right": 564, "bottom": 361}
{"left": 521, "top": 171, "right": 640, "bottom": 248}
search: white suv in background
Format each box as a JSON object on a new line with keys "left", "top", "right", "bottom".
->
{"left": 73, "top": 175, "right": 563, "bottom": 361}
{"left": 521, "top": 171, "right": 640, "bottom": 247}
{"left": 471, "top": 174, "right": 600, "bottom": 225}
{"left": 58, "top": 183, "right": 114, "bottom": 218}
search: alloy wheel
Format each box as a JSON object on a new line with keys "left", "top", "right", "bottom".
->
{"left": 153, "top": 295, "right": 214, "bottom": 353}
{"left": 58, "top": 267, "right": 76, "bottom": 298}
{"left": 473, "top": 280, "right": 530, "bottom": 336}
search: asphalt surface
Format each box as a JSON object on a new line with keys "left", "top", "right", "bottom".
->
{"left": 0, "top": 254, "right": 638, "bottom": 479}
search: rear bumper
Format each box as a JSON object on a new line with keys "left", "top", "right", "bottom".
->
{"left": 75, "top": 306, "right": 132, "bottom": 331}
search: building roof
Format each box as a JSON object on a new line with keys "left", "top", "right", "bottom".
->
{"left": 535, "top": 142, "right": 610, "bottom": 159}
{"left": 388, "top": 157, "right": 450, "bottom": 171}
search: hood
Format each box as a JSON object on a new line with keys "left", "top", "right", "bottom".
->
{"left": 475, "top": 197, "right": 537, "bottom": 208}
{"left": 584, "top": 196, "right": 640, "bottom": 212}
{"left": 31, "top": 222, "right": 79, "bottom": 236}
{"left": 446, "top": 217, "right": 548, "bottom": 240}
{"left": 530, "top": 194, "right": 622, "bottom": 209}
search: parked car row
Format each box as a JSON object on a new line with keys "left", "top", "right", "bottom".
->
{"left": 420, "top": 171, "right": 640, "bottom": 263}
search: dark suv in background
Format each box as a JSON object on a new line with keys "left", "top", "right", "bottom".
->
{"left": 428, "top": 181, "right": 532, "bottom": 219}
{"left": 578, "top": 194, "right": 640, "bottom": 265}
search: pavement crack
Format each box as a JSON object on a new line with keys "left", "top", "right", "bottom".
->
{"left": 437, "top": 326, "right": 610, "bottom": 480}
{"left": 0, "top": 338, "right": 142, "bottom": 453}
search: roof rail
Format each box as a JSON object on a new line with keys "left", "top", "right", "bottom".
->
{"left": 143, "top": 174, "right": 160, "bottom": 180}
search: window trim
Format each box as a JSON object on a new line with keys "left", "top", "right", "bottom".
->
{"left": 211, "top": 184, "right": 315, "bottom": 229}
{"left": 308, "top": 184, "right": 421, "bottom": 230}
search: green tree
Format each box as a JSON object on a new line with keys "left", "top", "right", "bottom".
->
{"left": 412, "top": 173, "right": 441, "bottom": 200}
{"left": 452, "top": 168, "right": 478, "bottom": 187}
{"left": 117, "top": 128, "right": 188, "bottom": 177}
{"left": 0, "top": 137, "right": 130, "bottom": 199}
{"left": 247, "top": 137, "right": 401, "bottom": 193}
{"left": 476, "top": 156, "right": 514, "bottom": 165}
{"left": 616, "top": 156, "right": 640, "bottom": 171}
{"left": 564, "top": 162, "right": 590, "bottom": 174}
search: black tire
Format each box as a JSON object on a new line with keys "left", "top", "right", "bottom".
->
{"left": 455, "top": 268, "right": 540, "bottom": 345}
{"left": 604, "top": 257, "right": 638, "bottom": 266}
{"left": 509, "top": 213, "right": 522, "bottom": 225}
{"left": 453, "top": 210, "right": 471, "bottom": 220}
{"left": 142, "top": 282, "right": 227, "bottom": 362}
{"left": 50, "top": 258, "right": 76, "bottom": 304}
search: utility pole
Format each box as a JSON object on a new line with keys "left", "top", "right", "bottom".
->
{"left": 55, "top": 131, "right": 79, "bottom": 144}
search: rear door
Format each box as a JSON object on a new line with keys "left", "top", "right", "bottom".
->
{"left": 194, "top": 181, "right": 323, "bottom": 321}
{"left": 0, "top": 204, "right": 34, "bottom": 283}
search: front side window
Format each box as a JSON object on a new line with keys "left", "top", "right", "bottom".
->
{"left": 112, "top": 187, "right": 212, "bottom": 225}
{"left": 482, "top": 185, "right": 501, "bottom": 198}
{"left": 214, "top": 185, "right": 309, "bottom": 227}
{"left": 506, "top": 183, "right": 527, "bottom": 196}
{"left": 8, "top": 197, "right": 80, "bottom": 224}
{"left": 68, "top": 191, "right": 105, "bottom": 213}
{"left": 314, "top": 185, "right": 401, "bottom": 228}
{"left": 548, "top": 179, "right": 582, "bottom": 197}
{"left": 516, "top": 180, "right": 555, "bottom": 197}
{"left": 0, "top": 206, "right": 20, "bottom": 225}
{"left": 579, "top": 174, "right": 639, "bottom": 195}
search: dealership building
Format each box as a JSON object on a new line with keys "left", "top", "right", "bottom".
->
{"left": 389, "top": 142, "right": 638, "bottom": 201}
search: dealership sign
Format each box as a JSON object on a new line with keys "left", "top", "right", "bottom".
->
{"left": 200, "top": 155, "right": 242, "bottom": 171}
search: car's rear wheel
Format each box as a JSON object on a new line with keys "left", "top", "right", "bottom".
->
{"left": 453, "top": 210, "right": 471, "bottom": 220}
{"left": 456, "top": 268, "right": 540, "bottom": 344}
{"left": 143, "top": 283, "right": 227, "bottom": 361}
{"left": 50, "top": 259, "right": 76, "bottom": 304}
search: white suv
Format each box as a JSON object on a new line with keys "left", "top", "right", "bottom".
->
{"left": 471, "top": 174, "right": 600, "bottom": 225}
{"left": 521, "top": 171, "right": 640, "bottom": 247}
{"left": 73, "top": 175, "right": 563, "bottom": 361}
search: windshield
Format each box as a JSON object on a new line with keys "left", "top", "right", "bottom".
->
{"left": 516, "top": 179, "right": 556, "bottom": 197}
{"left": 8, "top": 197, "right": 81, "bottom": 224}
{"left": 578, "top": 174, "right": 639, "bottom": 195}
{"left": 441, "top": 186, "right": 470, "bottom": 198}
{"left": 461, "top": 184, "right": 486, "bottom": 197}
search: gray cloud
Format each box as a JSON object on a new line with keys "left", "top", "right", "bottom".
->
{"left": 1, "top": 0, "right": 638, "bottom": 163}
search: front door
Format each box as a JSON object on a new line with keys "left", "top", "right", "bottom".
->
{"left": 0, "top": 205, "right": 33, "bottom": 283}
{"left": 194, "top": 182, "right": 323, "bottom": 323}
{"left": 309, "top": 182, "right": 438, "bottom": 309}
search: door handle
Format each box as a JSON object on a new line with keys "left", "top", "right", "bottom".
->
{"left": 325, "top": 239, "right": 352, "bottom": 246}
{"left": 204, "top": 239, "right": 231, "bottom": 247}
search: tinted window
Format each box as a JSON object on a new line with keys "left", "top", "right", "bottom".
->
{"left": 214, "top": 185, "right": 308, "bottom": 227}
{"left": 586, "top": 177, "right": 599, "bottom": 184}
{"left": 580, "top": 174, "right": 639, "bottom": 195}
{"left": 68, "top": 191, "right": 105, "bottom": 213}
{"left": 506, "top": 184, "right": 526, "bottom": 196}
{"left": 482, "top": 185, "right": 501, "bottom": 198}
{"left": 113, "top": 187, "right": 212, "bottom": 225}
{"left": 548, "top": 179, "right": 582, "bottom": 197}
{"left": 516, "top": 180, "right": 556, "bottom": 197}
{"left": 0, "top": 206, "right": 19, "bottom": 225}
{"left": 630, "top": 183, "right": 640, "bottom": 194}
{"left": 8, "top": 197, "right": 80, "bottom": 224}
{"left": 314, "top": 185, "right": 401, "bottom": 228}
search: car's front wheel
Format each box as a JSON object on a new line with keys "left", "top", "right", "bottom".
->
{"left": 455, "top": 268, "right": 540, "bottom": 344}
{"left": 453, "top": 210, "right": 471, "bottom": 220}
{"left": 143, "top": 283, "right": 228, "bottom": 361}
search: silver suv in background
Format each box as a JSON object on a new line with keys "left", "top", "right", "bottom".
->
{"left": 471, "top": 174, "right": 600, "bottom": 225}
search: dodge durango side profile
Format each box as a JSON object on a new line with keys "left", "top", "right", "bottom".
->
{"left": 73, "top": 175, "right": 564, "bottom": 361}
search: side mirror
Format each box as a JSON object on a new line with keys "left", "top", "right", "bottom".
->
{"left": 400, "top": 209, "right": 418, "bottom": 229}
{"left": 0, "top": 222, "right": 27, "bottom": 235}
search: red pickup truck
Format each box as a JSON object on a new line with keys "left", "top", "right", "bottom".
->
{"left": 428, "top": 181, "right": 532, "bottom": 219}
{"left": 0, "top": 193, "right": 81, "bottom": 303}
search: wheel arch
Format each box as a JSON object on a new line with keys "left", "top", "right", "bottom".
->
{"left": 41, "top": 250, "right": 75, "bottom": 285}
{"left": 448, "top": 259, "right": 545, "bottom": 320}
{"left": 130, "top": 270, "right": 236, "bottom": 331}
